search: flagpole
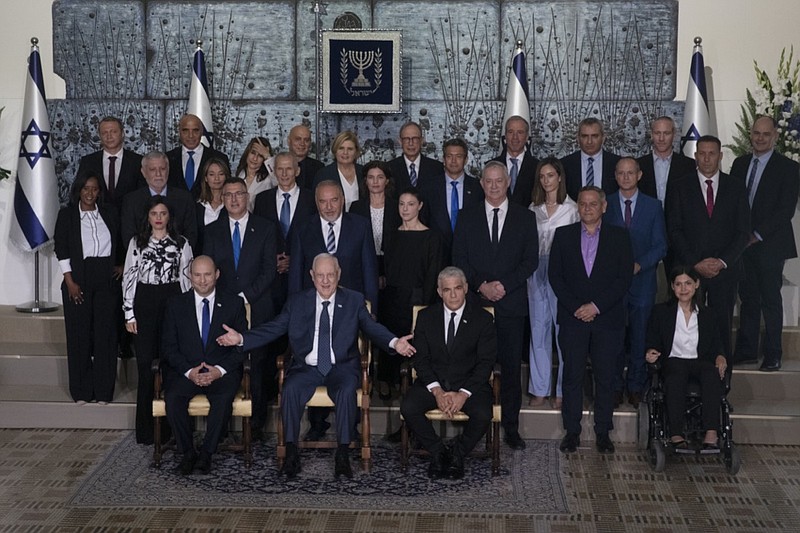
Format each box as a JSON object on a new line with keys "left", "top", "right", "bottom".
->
{"left": 16, "top": 250, "right": 58, "bottom": 313}
{"left": 314, "top": 1, "right": 323, "bottom": 158}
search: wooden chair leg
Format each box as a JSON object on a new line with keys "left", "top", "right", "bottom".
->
{"left": 276, "top": 396, "right": 286, "bottom": 469}
{"left": 361, "top": 393, "right": 371, "bottom": 472}
{"left": 243, "top": 416, "right": 252, "bottom": 468}
{"left": 491, "top": 420, "right": 500, "bottom": 476}
{"left": 400, "top": 420, "right": 409, "bottom": 470}
{"left": 153, "top": 416, "right": 162, "bottom": 468}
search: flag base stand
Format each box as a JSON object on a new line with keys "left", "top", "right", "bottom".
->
{"left": 15, "top": 250, "right": 60, "bottom": 314}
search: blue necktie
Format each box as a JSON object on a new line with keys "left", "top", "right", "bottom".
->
{"left": 450, "top": 180, "right": 459, "bottom": 232}
{"left": 586, "top": 157, "right": 595, "bottom": 187}
{"left": 201, "top": 298, "right": 210, "bottom": 347}
{"left": 317, "top": 301, "right": 332, "bottom": 376}
{"left": 510, "top": 158, "right": 519, "bottom": 193}
{"left": 279, "top": 192, "right": 291, "bottom": 238}
{"left": 233, "top": 221, "right": 241, "bottom": 269}
{"left": 409, "top": 162, "right": 417, "bottom": 187}
{"left": 185, "top": 150, "right": 195, "bottom": 189}
{"left": 326, "top": 222, "right": 336, "bottom": 253}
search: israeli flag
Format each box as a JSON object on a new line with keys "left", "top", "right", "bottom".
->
{"left": 680, "top": 38, "right": 712, "bottom": 157}
{"left": 503, "top": 40, "right": 531, "bottom": 131}
{"left": 11, "top": 39, "right": 58, "bottom": 252}
{"left": 188, "top": 42, "right": 214, "bottom": 148}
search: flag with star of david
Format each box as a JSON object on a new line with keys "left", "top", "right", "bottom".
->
{"left": 188, "top": 43, "right": 214, "bottom": 148}
{"left": 680, "top": 38, "right": 713, "bottom": 157}
{"left": 11, "top": 40, "right": 58, "bottom": 252}
{"left": 503, "top": 40, "right": 531, "bottom": 132}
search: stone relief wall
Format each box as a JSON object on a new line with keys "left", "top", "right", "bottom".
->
{"left": 50, "top": 0, "right": 681, "bottom": 201}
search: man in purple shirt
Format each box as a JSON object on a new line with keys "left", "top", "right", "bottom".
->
{"left": 548, "top": 186, "right": 633, "bottom": 455}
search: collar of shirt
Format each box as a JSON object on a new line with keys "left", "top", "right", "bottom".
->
{"left": 194, "top": 289, "right": 216, "bottom": 327}
{"left": 653, "top": 151, "right": 673, "bottom": 164}
{"left": 149, "top": 185, "right": 167, "bottom": 196}
{"left": 183, "top": 144, "right": 204, "bottom": 158}
{"left": 619, "top": 190, "right": 639, "bottom": 212}
{"left": 404, "top": 155, "right": 420, "bottom": 169}
{"left": 229, "top": 212, "right": 249, "bottom": 236}
{"left": 484, "top": 198, "right": 509, "bottom": 236}
{"left": 443, "top": 301, "right": 467, "bottom": 337}
{"left": 506, "top": 152, "right": 524, "bottom": 167}
{"left": 103, "top": 149, "right": 123, "bottom": 160}
{"left": 581, "top": 151, "right": 602, "bottom": 163}
{"left": 79, "top": 206, "right": 100, "bottom": 219}
{"left": 697, "top": 170, "right": 720, "bottom": 199}
{"left": 277, "top": 183, "right": 299, "bottom": 198}
{"left": 581, "top": 220, "right": 602, "bottom": 237}
{"left": 320, "top": 214, "right": 342, "bottom": 240}
{"left": 445, "top": 173, "right": 465, "bottom": 184}
{"left": 752, "top": 149, "right": 774, "bottom": 168}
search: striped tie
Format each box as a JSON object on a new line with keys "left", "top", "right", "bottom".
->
{"left": 326, "top": 222, "right": 336, "bottom": 253}
{"left": 586, "top": 157, "right": 595, "bottom": 187}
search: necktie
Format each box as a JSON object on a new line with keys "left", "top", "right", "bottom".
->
{"left": 107, "top": 156, "right": 117, "bottom": 200}
{"left": 409, "top": 162, "right": 417, "bottom": 187}
{"left": 586, "top": 157, "right": 595, "bottom": 187}
{"left": 510, "top": 158, "right": 519, "bottom": 193}
{"left": 317, "top": 301, "right": 332, "bottom": 376}
{"left": 746, "top": 157, "right": 759, "bottom": 203}
{"left": 279, "top": 192, "right": 291, "bottom": 237}
{"left": 491, "top": 207, "right": 499, "bottom": 245}
{"left": 201, "top": 298, "right": 210, "bottom": 347}
{"left": 450, "top": 181, "right": 459, "bottom": 232}
{"left": 185, "top": 150, "right": 195, "bottom": 189}
{"left": 446, "top": 311, "right": 456, "bottom": 351}
{"left": 326, "top": 222, "right": 336, "bottom": 253}
{"left": 233, "top": 221, "right": 241, "bottom": 269}
{"left": 624, "top": 199, "right": 632, "bottom": 228}
{"left": 705, "top": 179, "right": 714, "bottom": 218}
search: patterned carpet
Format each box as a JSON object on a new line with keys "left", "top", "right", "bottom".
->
{"left": 69, "top": 433, "right": 568, "bottom": 514}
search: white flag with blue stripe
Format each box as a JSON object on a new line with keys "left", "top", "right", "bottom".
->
{"left": 188, "top": 42, "right": 214, "bottom": 148}
{"left": 503, "top": 40, "right": 531, "bottom": 131}
{"left": 11, "top": 38, "right": 58, "bottom": 252}
{"left": 680, "top": 37, "right": 712, "bottom": 157}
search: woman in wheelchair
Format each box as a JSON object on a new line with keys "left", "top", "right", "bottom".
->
{"left": 645, "top": 266, "right": 728, "bottom": 451}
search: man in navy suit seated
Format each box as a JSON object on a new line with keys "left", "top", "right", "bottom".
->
{"left": 217, "top": 253, "right": 415, "bottom": 479}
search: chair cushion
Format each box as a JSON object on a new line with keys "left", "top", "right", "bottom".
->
{"left": 153, "top": 388, "right": 252, "bottom": 418}
{"left": 305, "top": 386, "right": 367, "bottom": 407}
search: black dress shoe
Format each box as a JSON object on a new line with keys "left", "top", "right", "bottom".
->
{"left": 334, "top": 448, "right": 353, "bottom": 479}
{"left": 446, "top": 447, "right": 465, "bottom": 480}
{"left": 304, "top": 421, "right": 331, "bottom": 441}
{"left": 595, "top": 433, "right": 615, "bottom": 454}
{"left": 759, "top": 361, "right": 781, "bottom": 372}
{"left": 196, "top": 451, "right": 212, "bottom": 474}
{"left": 504, "top": 432, "right": 527, "bottom": 450}
{"left": 176, "top": 451, "right": 197, "bottom": 475}
{"left": 559, "top": 433, "right": 579, "bottom": 453}
{"left": 427, "top": 447, "right": 450, "bottom": 479}
{"left": 281, "top": 444, "right": 302, "bottom": 479}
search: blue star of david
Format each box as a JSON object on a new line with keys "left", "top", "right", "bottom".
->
{"left": 19, "top": 119, "right": 52, "bottom": 169}
{"left": 680, "top": 124, "right": 702, "bottom": 151}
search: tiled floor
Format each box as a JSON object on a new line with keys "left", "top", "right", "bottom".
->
{"left": 0, "top": 428, "right": 798, "bottom": 532}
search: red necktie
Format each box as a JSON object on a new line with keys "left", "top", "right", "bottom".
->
{"left": 705, "top": 179, "right": 714, "bottom": 218}
{"left": 107, "top": 156, "right": 117, "bottom": 200}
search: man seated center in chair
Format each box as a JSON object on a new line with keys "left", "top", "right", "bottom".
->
{"left": 400, "top": 266, "right": 497, "bottom": 479}
{"left": 217, "top": 253, "right": 415, "bottom": 479}
{"left": 161, "top": 255, "right": 248, "bottom": 476}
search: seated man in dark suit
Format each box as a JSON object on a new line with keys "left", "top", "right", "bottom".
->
{"left": 217, "top": 253, "right": 414, "bottom": 479}
{"left": 560, "top": 117, "right": 620, "bottom": 201}
{"left": 166, "top": 114, "right": 230, "bottom": 200}
{"left": 400, "top": 266, "right": 496, "bottom": 479}
{"left": 287, "top": 124, "right": 324, "bottom": 191}
{"left": 490, "top": 115, "right": 539, "bottom": 207}
{"left": 76, "top": 116, "right": 145, "bottom": 209}
{"left": 388, "top": 121, "right": 444, "bottom": 190}
{"left": 161, "top": 255, "right": 248, "bottom": 475}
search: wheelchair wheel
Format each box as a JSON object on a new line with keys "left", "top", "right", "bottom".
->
{"left": 649, "top": 440, "right": 666, "bottom": 472}
{"left": 636, "top": 400, "right": 650, "bottom": 451}
{"left": 723, "top": 444, "right": 741, "bottom": 475}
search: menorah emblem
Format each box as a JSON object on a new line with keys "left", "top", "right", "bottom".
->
{"left": 348, "top": 50, "right": 375, "bottom": 88}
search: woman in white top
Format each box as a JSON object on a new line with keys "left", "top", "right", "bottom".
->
{"left": 195, "top": 157, "right": 230, "bottom": 254}
{"left": 527, "top": 157, "right": 579, "bottom": 409}
{"left": 312, "top": 130, "right": 364, "bottom": 211}
{"left": 235, "top": 136, "right": 276, "bottom": 211}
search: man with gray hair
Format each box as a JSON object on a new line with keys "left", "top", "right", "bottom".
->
{"left": 490, "top": 115, "right": 539, "bottom": 206}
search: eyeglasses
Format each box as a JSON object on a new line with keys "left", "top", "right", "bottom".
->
{"left": 400, "top": 136, "right": 421, "bottom": 143}
{"left": 222, "top": 191, "right": 249, "bottom": 200}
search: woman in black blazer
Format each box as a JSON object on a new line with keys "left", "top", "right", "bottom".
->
{"left": 54, "top": 174, "right": 122, "bottom": 404}
{"left": 645, "top": 266, "right": 728, "bottom": 450}
{"left": 312, "top": 130, "right": 364, "bottom": 211}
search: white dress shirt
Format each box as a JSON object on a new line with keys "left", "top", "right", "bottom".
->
{"left": 669, "top": 305, "right": 700, "bottom": 360}
{"left": 306, "top": 292, "right": 337, "bottom": 366}
{"left": 103, "top": 149, "right": 123, "bottom": 188}
{"left": 484, "top": 199, "right": 509, "bottom": 240}
{"left": 183, "top": 144, "right": 205, "bottom": 184}
{"left": 58, "top": 206, "right": 113, "bottom": 274}
{"left": 581, "top": 151, "right": 603, "bottom": 186}
{"left": 275, "top": 184, "right": 300, "bottom": 224}
{"left": 530, "top": 197, "right": 579, "bottom": 257}
{"left": 319, "top": 214, "right": 343, "bottom": 249}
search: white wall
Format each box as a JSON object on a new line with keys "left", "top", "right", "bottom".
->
{"left": 0, "top": 0, "right": 799, "bottom": 305}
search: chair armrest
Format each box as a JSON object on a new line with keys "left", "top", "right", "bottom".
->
{"left": 491, "top": 363, "right": 501, "bottom": 404}
{"left": 400, "top": 361, "right": 412, "bottom": 393}
{"left": 242, "top": 353, "right": 251, "bottom": 399}
{"left": 276, "top": 347, "right": 290, "bottom": 390}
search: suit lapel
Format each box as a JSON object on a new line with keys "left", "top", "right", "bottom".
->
{"left": 205, "top": 296, "right": 226, "bottom": 353}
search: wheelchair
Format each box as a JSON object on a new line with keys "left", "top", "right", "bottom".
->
{"left": 637, "top": 361, "right": 741, "bottom": 475}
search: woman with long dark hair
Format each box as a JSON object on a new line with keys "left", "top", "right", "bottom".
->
{"left": 195, "top": 156, "right": 231, "bottom": 254}
{"left": 235, "top": 136, "right": 276, "bottom": 211}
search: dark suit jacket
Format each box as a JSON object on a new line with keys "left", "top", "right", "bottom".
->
{"left": 166, "top": 146, "right": 231, "bottom": 200}
{"left": 490, "top": 150, "right": 540, "bottom": 207}
{"left": 636, "top": 151, "right": 695, "bottom": 205}
{"left": 76, "top": 149, "right": 146, "bottom": 209}
{"left": 730, "top": 151, "right": 799, "bottom": 261}
{"left": 604, "top": 191, "right": 667, "bottom": 303}
{"left": 161, "top": 290, "right": 248, "bottom": 377}
{"left": 288, "top": 213, "right": 379, "bottom": 306}
{"left": 54, "top": 203, "right": 122, "bottom": 285}
{"left": 388, "top": 155, "right": 444, "bottom": 191}
{"left": 120, "top": 186, "right": 198, "bottom": 250}
{"left": 297, "top": 156, "right": 325, "bottom": 191}
{"left": 452, "top": 202, "right": 539, "bottom": 317}
{"left": 549, "top": 222, "right": 633, "bottom": 329}
{"left": 349, "top": 195, "right": 402, "bottom": 259}
{"left": 203, "top": 212, "right": 277, "bottom": 325}
{"left": 412, "top": 301, "right": 496, "bottom": 395}
{"left": 242, "top": 287, "right": 396, "bottom": 371}
{"left": 561, "top": 149, "right": 621, "bottom": 201}
{"left": 311, "top": 162, "right": 364, "bottom": 198}
{"left": 646, "top": 302, "right": 723, "bottom": 365}
{"left": 666, "top": 171, "right": 751, "bottom": 273}
{"left": 418, "top": 173, "right": 484, "bottom": 254}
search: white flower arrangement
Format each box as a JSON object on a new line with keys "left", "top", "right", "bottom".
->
{"left": 730, "top": 47, "right": 800, "bottom": 162}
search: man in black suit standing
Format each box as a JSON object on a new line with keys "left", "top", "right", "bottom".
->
{"left": 418, "top": 138, "right": 484, "bottom": 258}
{"left": 666, "top": 135, "right": 751, "bottom": 361}
{"left": 161, "top": 255, "right": 248, "bottom": 475}
{"left": 203, "top": 177, "right": 277, "bottom": 439}
{"left": 121, "top": 151, "right": 198, "bottom": 249}
{"left": 288, "top": 125, "right": 324, "bottom": 191}
{"left": 491, "top": 115, "right": 539, "bottom": 207}
{"left": 401, "top": 266, "right": 496, "bottom": 479}
{"left": 166, "top": 114, "right": 230, "bottom": 200}
{"left": 636, "top": 116, "right": 696, "bottom": 206}
{"left": 549, "top": 186, "right": 633, "bottom": 455}
{"left": 388, "top": 121, "right": 444, "bottom": 191}
{"left": 731, "top": 116, "right": 800, "bottom": 371}
{"left": 452, "top": 161, "right": 538, "bottom": 450}
{"left": 76, "top": 116, "right": 146, "bottom": 209}
{"left": 560, "top": 118, "right": 620, "bottom": 201}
